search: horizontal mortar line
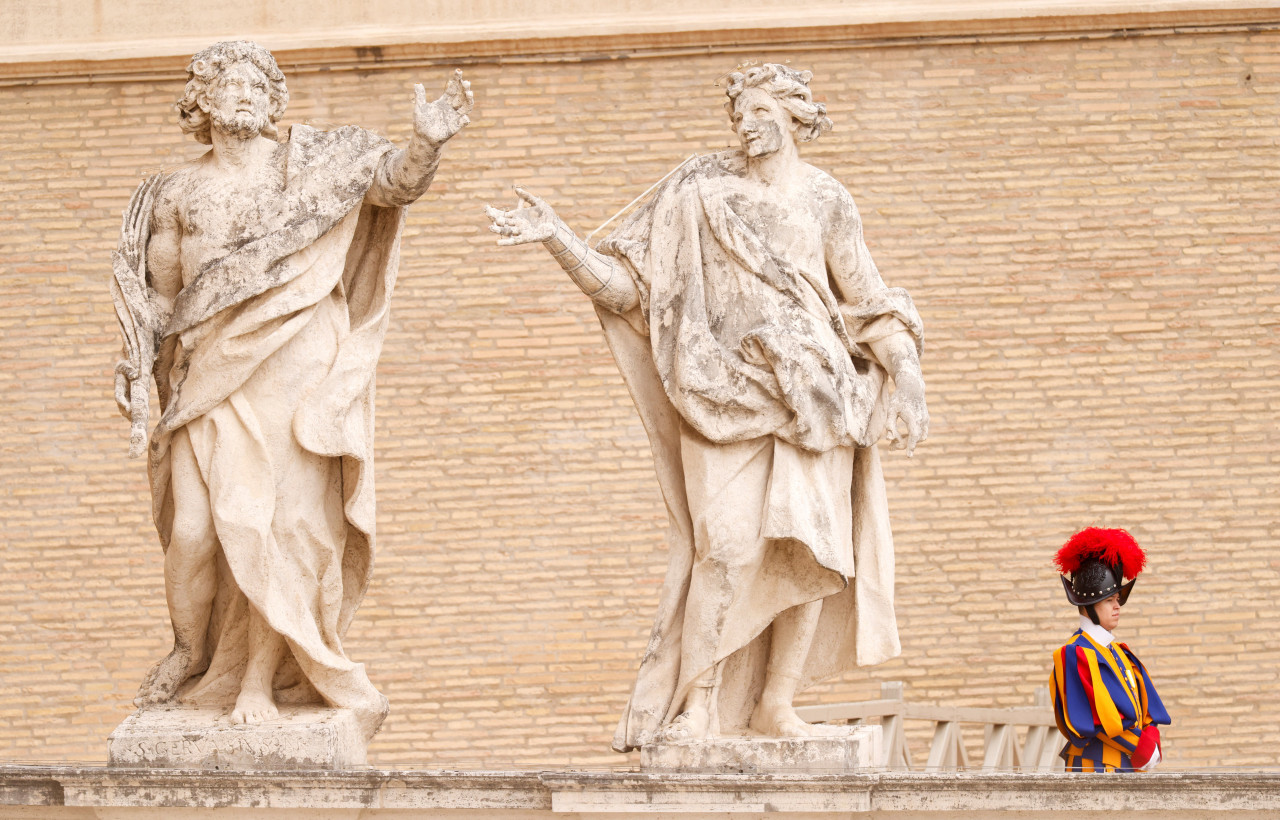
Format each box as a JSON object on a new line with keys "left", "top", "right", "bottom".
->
{"left": 1, "top": 20, "right": 1279, "bottom": 87}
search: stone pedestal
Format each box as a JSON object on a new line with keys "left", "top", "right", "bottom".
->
{"left": 640, "top": 725, "right": 882, "bottom": 773}
{"left": 107, "top": 706, "right": 368, "bottom": 770}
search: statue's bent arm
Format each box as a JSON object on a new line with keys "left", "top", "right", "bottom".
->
{"left": 545, "top": 222, "right": 640, "bottom": 315}
{"left": 822, "top": 184, "right": 916, "bottom": 367}
{"left": 367, "top": 142, "right": 441, "bottom": 208}
{"left": 367, "top": 73, "right": 472, "bottom": 208}
{"left": 822, "top": 182, "right": 888, "bottom": 306}
{"left": 821, "top": 180, "right": 929, "bottom": 453}
{"left": 486, "top": 187, "right": 641, "bottom": 315}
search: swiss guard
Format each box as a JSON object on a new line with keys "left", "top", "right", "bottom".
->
{"left": 1050, "top": 527, "right": 1171, "bottom": 772}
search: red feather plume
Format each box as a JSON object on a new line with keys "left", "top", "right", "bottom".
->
{"left": 1053, "top": 527, "right": 1146, "bottom": 579}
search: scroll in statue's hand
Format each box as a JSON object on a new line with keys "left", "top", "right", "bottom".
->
{"left": 414, "top": 69, "right": 473, "bottom": 148}
{"left": 485, "top": 187, "right": 560, "bottom": 246}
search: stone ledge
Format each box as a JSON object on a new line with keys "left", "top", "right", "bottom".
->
{"left": 2, "top": 765, "right": 1280, "bottom": 817}
{"left": 545, "top": 770, "right": 1280, "bottom": 815}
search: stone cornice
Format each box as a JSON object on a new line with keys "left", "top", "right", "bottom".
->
{"left": 3, "top": 765, "right": 1280, "bottom": 816}
{"left": 1, "top": 2, "right": 1279, "bottom": 79}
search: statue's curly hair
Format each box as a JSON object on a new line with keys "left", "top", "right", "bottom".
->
{"left": 176, "top": 40, "right": 289, "bottom": 144}
{"left": 724, "top": 64, "right": 833, "bottom": 143}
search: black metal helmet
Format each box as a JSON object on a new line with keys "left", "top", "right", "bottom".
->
{"left": 1054, "top": 527, "right": 1147, "bottom": 608}
{"left": 1060, "top": 556, "right": 1135, "bottom": 607}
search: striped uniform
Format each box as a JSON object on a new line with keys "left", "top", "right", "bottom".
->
{"left": 1051, "top": 630, "right": 1170, "bottom": 772}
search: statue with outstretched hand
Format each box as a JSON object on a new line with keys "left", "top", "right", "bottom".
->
{"left": 110, "top": 40, "right": 472, "bottom": 740}
{"left": 487, "top": 64, "right": 927, "bottom": 751}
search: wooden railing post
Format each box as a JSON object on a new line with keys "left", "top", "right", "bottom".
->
{"left": 925, "top": 720, "right": 968, "bottom": 771}
{"left": 796, "top": 682, "right": 1059, "bottom": 773}
{"left": 1022, "top": 686, "right": 1064, "bottom": 771}
{"left": 981, "top": 723, "right": 1021, "bottom": 770}
{"left": 880, "top": 681, "right": 911, "bottom": 770}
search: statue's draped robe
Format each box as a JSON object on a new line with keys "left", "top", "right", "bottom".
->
{"left": 597, "top": 152, "right": 924, "bottom": 751}
{"left": 146, "top": 125, "right": 404, "bottom": 734}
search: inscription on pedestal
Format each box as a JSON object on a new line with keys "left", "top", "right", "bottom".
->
{"left": 108, "top": 706, "right": 367, "bottom": 770}
{"left": 640, "top": 725, "right": 882, "bottom": 774}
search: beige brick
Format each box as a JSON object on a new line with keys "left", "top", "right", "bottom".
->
{"left": 0, "top": 25, "right": 1277, "bottom": 771}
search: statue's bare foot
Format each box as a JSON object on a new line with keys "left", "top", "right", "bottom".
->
{"left": 654, "top": 705, "right": 711, "bottom": 743}
{"left": 750, "top": 704, "right": 851, "bottom": 738}
{"left": 230, "top": 687, "right": 278, "bottom": 725}
{"left": 134, "top": 647, "right": 196, "bottom": 707}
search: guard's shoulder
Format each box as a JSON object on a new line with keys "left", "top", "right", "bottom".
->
{"left": 1051, "top": 639, "right": 1091, "bottom": 686}
{"left": 1062, "top": 631, "right": 1094, "bottom": 654}
{"left": 1115, "top": 641, "right": 1144, "bottom": 662}
{"left": 1053, "top": 633, "right": 1084, "bottom": 660}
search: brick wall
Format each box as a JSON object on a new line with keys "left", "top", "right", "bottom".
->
{"left": 0, "top": 26, "right": 1277, "bottom": 768}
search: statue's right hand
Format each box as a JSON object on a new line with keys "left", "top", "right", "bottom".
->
{"left": 113, "top": 359, "right": 137, "bottom": 419}
{"left": 485, "top": 187, "right": 558, "bottom": 246}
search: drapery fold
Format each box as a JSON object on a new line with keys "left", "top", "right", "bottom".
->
{"left": 596, "top": 152, "right": 922, "bottom": 751}
{"left": 142, "top": 125, "right": 404, "bottom": 737}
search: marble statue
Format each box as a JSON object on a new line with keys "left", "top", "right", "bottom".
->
{"left": 487, "top": 64, "right": 928, "bottom": 751}
{"left": 109, "top": 40, "right": 472, "bottom": 738}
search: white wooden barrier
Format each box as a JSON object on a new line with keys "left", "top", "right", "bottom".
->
{"left": 794, "top": 681, "right": 1063, "bottom": 772}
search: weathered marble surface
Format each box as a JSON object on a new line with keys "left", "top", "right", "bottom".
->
{"left": 3, "top": 766, "right": 1280, "bottom": 818}
{"left": 107, "top": 706, "right": 366, "bottom": 770}
{"left": 488, "top": 63, "right": 928, "bottom": 753}
{"left": 107, "top": 39, "right": 472, "bottom": 754}
{"left": 640, "top": 726, "right": 881, "bottom": 773}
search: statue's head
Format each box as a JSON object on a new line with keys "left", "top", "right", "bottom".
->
{"left": 724, "top": 64, "right": 833, "bottom": 156}
{"left": 177, "top": 41, "right": 289, "bottom": 144}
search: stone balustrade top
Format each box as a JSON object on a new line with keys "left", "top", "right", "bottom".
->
{"left": 3, "top": 764, "right": 1280, "bottom": 818}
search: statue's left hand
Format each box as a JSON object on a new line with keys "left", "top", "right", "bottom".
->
{"left": 414, "top": 69, "right": 474, "bottom": 148}
{"left": 884, "top": 377, "right": 929, "bottom": 457}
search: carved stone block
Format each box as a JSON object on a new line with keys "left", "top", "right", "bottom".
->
{"left": 639, "top": 725, "right": 882, "bottom": 774}
{"left": 107, "top": 706, "right": 367, "bottom": 770}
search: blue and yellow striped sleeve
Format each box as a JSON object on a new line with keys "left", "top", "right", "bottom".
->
{"left": 1053, "top": 637, "right": 1170, "bottom": 772}
{"left": 1052, "top": 644, "right": 1097, "bottom": 740}
{"left": 1120, "top": 643, "right": 1171, "bottom": 727}
{"left": 1053, "top": 643, "right": 1145, "bottom": 753}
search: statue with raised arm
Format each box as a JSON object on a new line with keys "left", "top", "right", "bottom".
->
{"left": 109, "top": 40, "right": 472, "bottom": 739}
{"left": 487, "top": 64, "right": 927, "bottom": 751}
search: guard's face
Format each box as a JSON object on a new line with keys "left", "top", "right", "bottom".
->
{"left": 205, "top": 62, "right": 271, "bottom": 139}
{"left": 1094, "top": 594, "right": 1122, "bottom": 631}
{"left": 732, "top": 88, "right": 795, "bottom": 158}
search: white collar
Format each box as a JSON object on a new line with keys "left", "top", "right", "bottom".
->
{"left": 1079, "top": 615, "right": 1115, "bottom": 647}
